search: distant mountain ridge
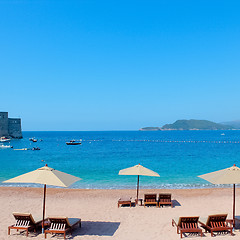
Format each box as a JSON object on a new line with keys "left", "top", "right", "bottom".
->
{"left": 220, "top": 120, "right": 240, "bottom": 129}
{"left": 140, "top": 119, "right": 237, "bottom": 131}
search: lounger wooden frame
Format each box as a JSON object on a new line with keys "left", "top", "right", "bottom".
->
{"left": 172, "top": 216, "right": 203, "bottom": 238}
{"left": 8, "top": 212, "right": 42, "bottom": 237}
{"left": 159, "top": 193, "right": 173, "bottom": 208}
{"left": 118, "top": 197, "right": 132, "bottom": 208}
{"left": 44, "top": 216, "right": 81, "bottom": 239}
{"left": 144, "top": 194, "right": 158, "bottom": 207}
{"left": 199, "top": 214, "right": 233, "bottom": 237}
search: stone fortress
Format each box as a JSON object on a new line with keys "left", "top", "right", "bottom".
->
{"left": 0, "top": 112, "right": 22, "bottom": 138}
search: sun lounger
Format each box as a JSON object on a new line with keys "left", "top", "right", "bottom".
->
{"left": 199, "top": 214, "right": 233, "bottom": 237}
{"left": 8, "top": 212, "right": 43, "bottom": 237}
{"left": 172, "top": 216, "right": 203, "bottom": 238}
{"left": 44, "top": 216, "right": 81, "bottom": 239}
{"left": 144, "top": 194, "right": 158, "bottom": 207}
{"left": 118, "top": 197, "right": 132, "bottom": 208}
{"left": 159, "top": 193, "right": 173, "bottom": 207}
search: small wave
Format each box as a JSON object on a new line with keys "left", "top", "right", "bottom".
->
{"left": 1, "top": 182, "right": 238, "bottom": 190}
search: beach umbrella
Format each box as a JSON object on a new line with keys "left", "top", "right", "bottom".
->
{"left": 3, "top": 164, "right": 81, "bottom": 233}
{"left": 198, "top": 164, "right": 240, "bottom": 226}
{"left": 119, "top": 164, "right": 160, "bottom": 204}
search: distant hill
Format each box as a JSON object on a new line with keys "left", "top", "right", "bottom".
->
{"left": 161, "top": 119, "right": 234, "bottom": 130}
{"left": 139, "top": 127, "right": 161, "bottom": 131}
{"left": 220, "top": 120, "right": 240, "bottom": 129}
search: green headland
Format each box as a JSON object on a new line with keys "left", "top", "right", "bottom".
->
{"left": 140, "top": 119, "right": 236, "bottom": 131}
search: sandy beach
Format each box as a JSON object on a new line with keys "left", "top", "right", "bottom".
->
{"left": 1, "top": 187, "right": 240, "bottom": 240}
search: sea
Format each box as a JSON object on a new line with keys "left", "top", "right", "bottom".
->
{"left": 1, "top": 130, "right": 240, "bottom": 189}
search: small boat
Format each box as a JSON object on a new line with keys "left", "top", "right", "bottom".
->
{"left": 221, "top": 133, "right": 225, "bottom": 136}
{"left": 0, "top": 144, "right": 13, "bottom": 148}
{"left": 66, "top": 141, "right": 82, "bottom": 145}
{"left": 29, "top": 138, "right": 38, "bottom": 142}
{"left": 0, "top": 137, "right": 11, "bottom": 142}
{"left": 14, "top": 148, "right": 29, "bottom": 151}
{"left": 32, "top": 147, "right": 40, "bottom": 150}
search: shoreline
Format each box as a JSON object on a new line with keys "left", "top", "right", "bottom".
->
{"left": 1, "top": 186, "right": 238, "bottom": 198}
{"left": 0, "top": 184, "right": 238, "bottom": 190}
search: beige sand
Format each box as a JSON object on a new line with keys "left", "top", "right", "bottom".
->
{"left": 1, "top": 187, "right": 240, "bottom": 239}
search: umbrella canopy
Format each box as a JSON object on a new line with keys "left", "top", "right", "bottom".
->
{"left": 4, "top": 164, "right": 81, "bottom": 233}
{"left": 198, "top": 164, "right": 240, "bottom": 226}
{"left": 119, "top": 164, "right": 160, "bottom": 204}
{"left": 4, "top": 165, "right": 81, "bottom": 187}
{"left": 199, "top": 164, "right": 240, "bottom": 184}
{"left": 119, "top": 164, "right": 160, "bottom": 177}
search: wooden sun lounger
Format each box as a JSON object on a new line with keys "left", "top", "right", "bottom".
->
{"left": 199, "top": 214, "right": 233, "bottom": 237}
{"left": 118, "top": 197, "right": 132, "bottom": 208}
{"left": 44, "top": 216, "right": 81, "bottom": 239}
{"left": 159, "top": 193, "right": 173, "bottom": 207}
{"left": 8, "top": 212, "right": 43, "bottom": 237}
{"left": 144, "top": 194, "right": 158, "bottom": 207}
{"left": 172, "top": 216, "right": 203, "bottom": 238}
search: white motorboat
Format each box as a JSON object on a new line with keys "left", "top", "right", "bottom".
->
{"left": 14, "top": 148, "right": 29, "bottom": 151}
{"left": 0, "top": 144, "right": 13, "bottom": 148}
{"left": 0, "top": 137, "right": 11, "bottom": 142}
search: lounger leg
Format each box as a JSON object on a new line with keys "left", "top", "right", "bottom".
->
{"left": 45, "top": 232, "right": 47, "bottom": 239}
{"left": 26, "top": 229, "right": 28, "bottom": 237}
{"left": 8, "top": 227, "right": 10, "bottom": 235}
{"left": 180, "top": 230, "right": 182, "bottom": 238}
{"left": 64, "top": 232, "right": 66, "bottom": 240}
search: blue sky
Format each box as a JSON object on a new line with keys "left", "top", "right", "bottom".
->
{"left": 0, "top": 0, "right": 240, "bottom": 130}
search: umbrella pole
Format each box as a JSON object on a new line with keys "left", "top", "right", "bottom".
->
{"left": 233, "top": 184, "right": 235, "bottom": 227}
{"left": 42, "top": 184, "right": 46, "bottom": 234}
{"left": 136, "top": 175, "right": 139, "bottom": 205}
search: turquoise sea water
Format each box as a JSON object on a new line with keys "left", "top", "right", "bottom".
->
{"left": 1, "top": 131, "right": 240, "bottom": 189}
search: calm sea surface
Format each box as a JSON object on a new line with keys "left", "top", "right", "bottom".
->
{"left": 1, "top": 131, "right": 240, "bottom": 189}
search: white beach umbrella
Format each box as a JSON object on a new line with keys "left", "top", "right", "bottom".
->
{"left": 119, "top": 164, "right": 160, "bottom": 204}
{"left": 198, "top": 164, "right": 240, "bottom": 226}
{"left": 4, "top": 164, "right": 81, "bottom": 233}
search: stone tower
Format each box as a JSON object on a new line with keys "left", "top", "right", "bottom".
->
{"left": 0, "top": 112, "right": 9, "bottom": 137}
{"left": 0, "top": 112, "right": 22, "bottom": 138}
{"left": 8, "top": 118, "right": 22, "bottom": 138}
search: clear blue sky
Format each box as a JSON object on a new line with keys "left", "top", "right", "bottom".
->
{"left": 0, "top": 0, "right": 240, "bottom": 130}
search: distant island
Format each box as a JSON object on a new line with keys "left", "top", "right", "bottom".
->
{"left": 140, "top": 119, "right": 236, "bottom": 131}
{"left": 139, "top": 127, "right": 161, "bottom": 131}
